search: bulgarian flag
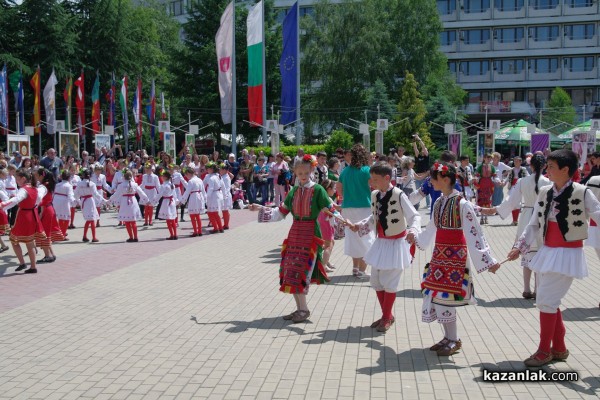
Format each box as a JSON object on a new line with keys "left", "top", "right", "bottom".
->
{"left": 91, "top": 73, "right": 100, "bottom": 133}
{"left": 246, "top": 0, "right": 264, "bottom": 126}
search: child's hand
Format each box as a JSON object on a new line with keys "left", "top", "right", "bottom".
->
{"left": 507, "top": 248, "right": 520, "bottom": 261}
{"left": 406, "top": 232, "right": 416, "bottom": 244}
{"left": 348, "top": 224, "right": 358, "bottom": 232}
{"left": 480, "top": 207, "right": 496, "bottom": 216}
{"left": 488, "top": 264, "right": 501, "bottom": 274}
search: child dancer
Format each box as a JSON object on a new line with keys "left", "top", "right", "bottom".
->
{"left": 111, "top": 169, "right": 149, "bottom": 242}
{"left": 54, "top": 170, "right": 76, "bottom": 238}
{"left": 205, "top": 162, "right": 224, "bottom": 234}
{"left": 474, "top": 153, "right": 497, "bottom": 225}
{"left": 172, "top": 164, "right": 187, "bottom": 222}
{"left": 0, "top": 169, "right": 46, "bottom": 273}
{"left": 249, "top": 155, "right": 339, "bottom": 323}
{"left": 407, "top": 162, "right": 500, "bottom": 356}
{"left": 181, "top": 167, "right": 206, "bottom": 237}
{"left": 506, "top": 149, "right": 600, "bottom": 367}
{"left": 35, "top": 168, "right": 63, "bottom": 263}
{"left": 68, "top": 164, "right": 81, "bottom": 229}
{"left": 3, "top": 164, "right": 17, "bottom": 226}
{"left": 507, "top": 156, "right": 529, "bottom": 225}
{"left": 481, "top": 154, "right": 551, "bottom": 299}
{"left": 0, "top": 180, "right": 9, "bottom": 253}
{"left": 91, "top": 164, "right": 112, "bottom": 227}
{"left": 318, "top": 179, "right": 338, "bottom": 273}
{"left": 153, "top": 170, "right": 180, "bottom": 240}
{"left": 219, "top": 163, "right": 233, "bottom": 230}
{"left": 140, "top": 163, "right": 160, "bottom": 226}
{"left": 350, "top": 162, "right": 421, "bottom": 332}
{"left": 74, "top": 168, "right": 104, "bottom": 242}
{"left": 111, "top": 160, "right": 127, "bottom": 226}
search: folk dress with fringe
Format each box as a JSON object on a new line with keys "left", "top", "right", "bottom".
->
{"left": 414, "top": 191, "right": 497, "bottom": 324}
{"left": 0, "top": 190, "right": 9, "bottom": 235}
{"left": 4, "top": 186, "right": 46, "bottom": 244}
{"left": 37, "top": 185, "right": 65, "bottom": 247}
{"left": 257, "top": 181, "right": 334, "bottom": 294}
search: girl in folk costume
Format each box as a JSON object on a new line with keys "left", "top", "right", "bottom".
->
{"left": 474, "top": 153, "right": 497, "bottom": 225}
{"left": 111, "top": 160, "right": 127, "bottom": 226}
{"left": 0, "top": 182, "right": 9, "bottom": 253}
{"left": 506, "top": 149, "right": 600, "bottom": 367}
{"left": 317, "top": 179, "right": 338, "bottom": 273}
{"left": 54, "top": 170, "right": 76, "bottom": 238}
{"left": 34, "top": 168, "right": 64, "bottom": 263}
{"left": 3, "top": 164, "right": 18, "bottom": 226}
{"left": 480, "top": 154, "right": 551, "bottom": 299}
{"left": 68, "top": 164, "right": 81, "bottom": 229}
{"left": 74, "top": 168, "right": 104, "bottom": 242}
{"left": 205, "top": 162, "right": 225, "bottom": 233}
{"left": 0, "top": 169, "right": 47, "bottom": 273}
{"left": 351, "top": 162, "right": 421, "bottom": 332}
{"left": 506, "top": 156, "right": 529, "bottom": 225}
{"left": 181, "top": 167, "right": 207, "bottom": 237}
{"left": 171, "top": 164, "right": 187, "bottom": 222}
{"left": 406, "top": 162, "right": 500, "bottom": 356}
{"left": 91, "top": 164, "right": 112, "bottom": 227}
{"left": 140, "top": 163, "right": 160, "bottom": 226}
{"left": 153, "top": 170, "right": 180, "bottom": 240}
{"left": 219, "top": 163, "right": 233, "bottom": 230}
{"left": 584, "top": 172, "right": 600, "bottom": 310}
{"left": 110, "top": 169, "right": 149, "bottom": 242}
{"left": 249, "top": 155, "right": 339, "bottom": 323}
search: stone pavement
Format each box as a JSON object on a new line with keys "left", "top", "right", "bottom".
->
{"left": 0, "top": 208, "right": 599, "bottom": 399}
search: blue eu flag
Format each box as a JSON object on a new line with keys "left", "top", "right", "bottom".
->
{"left": 279, "top": 2, "right": 298, "bottom": 125}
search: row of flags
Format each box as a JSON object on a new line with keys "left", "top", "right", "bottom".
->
{"left": 0, "top": 66, "right": 167, "bottom": 143}
{"left": 217, "top": 0, "right": 299, "bottom": 128}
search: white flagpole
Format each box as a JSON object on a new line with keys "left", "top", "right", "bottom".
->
{"left": 261, "top": 0, "right": 267, "bottom": 146}
{"left": 231, "top": 1, "right": 237, "bottom": 156}
{"left": 296, "top": 0, "right": 301, "bottom": 145}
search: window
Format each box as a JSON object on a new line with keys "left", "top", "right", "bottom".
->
{"left": 468, "top": 91, "right": 490, "bottom": 103}
{"left": 528, "top": 90, "right": 550, "bottom": 107}
{"left": 567, "top": 0, "right": 593, "bottom": 7}
{"left": 495, "top": 0, "right": 524, "bottom": 11}
{"left": 530, "top": 0, "right": 558, "bottom": 9}
{"left": 464, "top": 0, "right": 490, "bottom": 13}
{"left": 460, "top": 60, "right": 490, "bottom": 75}
{"left": 529, "top": 58, "right": 559, "bottom": 73}
{"left": 529, "top": 25, "right": 559, "bottom": 41}
{"left": 169, "top": 0, "right": 185, "bottom": 16}
{"left": 449, "top": 61, "right": 458, "bottom": 74}
{"left": 565, "top": 56, "right": 595, "bottom": 72}
{"left": 300, "top": 7, "right": 315, "bottom": 17}
{"left": 565, "top": 24, "right": 596, "bottom": 40}
{"left": 495, "top": 27, "right": 524, "bottom": 43}
{"left": 494, "top": 59, "right": 524, "bottom": 74}
{"left": 440, "top": 30, "right": 457, "bottom": 46}
{"left": 566, "top": 88, "right": 593, "bottom": 105}
{"left": 437, "top": 0, "right": 457, "bottom": 14}
{"left": 463, "top": 29, "right": 491, "bottom": 44}
{"left": 494, "top": 91, "right": 525, "bottom": 101}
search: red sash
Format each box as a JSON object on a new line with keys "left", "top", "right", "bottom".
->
{"left": 545, "top": 221, "right": 583, "bottom": 248}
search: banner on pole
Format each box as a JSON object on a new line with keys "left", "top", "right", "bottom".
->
{"left": 448, "top": 132, "right": 462, "bottom": 156}
{"left": 55, "top": 120, "right": 65, "bottom": 132}
{"left": 271, "top": 130, "right": 280, "bottom": 155}
{"left": 376, "top": 119, "right": 388, "bottom": 131}
{"left": 572, "top": 131, "right": 595, "bottom": 168}
{"left": 59, "top": 131, "right": 80, "bottom": 158}
{"left": 104, "top": 125, "right": 114, "bottom": 136}
{"left": 158, "top": 120, "right": 170, "bottom": 132}
{"left": 359, "top": 123, "right": 369, "bottom": 136}
{"left": 185, "top": 133, "right": 195, "bottom": 153}
{"left": 476, "top": 131, "right": 494, "bottom": 166}
{"left": 164, "top": 132, "right": 176, "bottom": 159}
{"left": 489, "top": 119, "right": 501, "bottom": 132}
{"left": 25, "top": 126, "right": 34, "bottom": 136}
{"left": 375, "top": 129, "right": 383, "bottom": 154}
{"left": 95, "top": 134, "right": 111, "bottom": 151}
{"left": 266, "top": 120, "right": 277, "bottom": 132}
{"left": 189, "top": 125, "right": 199, "bottom": 135}
{"left": 7, "top": 134, "right": 31, "bottom": 158}
{"left": 531, "top": 133, "right": 550, "bottom": 154}
{"left": 444, "top": 124, "right": 454, "bottom": 134}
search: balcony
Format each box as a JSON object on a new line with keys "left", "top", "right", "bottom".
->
{"left": 563, "top": 67, "right": 597, "bottom": 80}
{"left": 527, "top": 35, "right": 561, "bottom": 49}
{"left": 564, "top": 34, "right": 598, "bottom": 48}
{"left": 439, "top": 9, "right": 458, "bottom": 21}
{"left": 492, "top": 5, "right": 526, "bottom": 19}
{"left": 459, "top": 39, "right": 492, "bottom": 52}
{"left": 564, "top": 2, "right": 597, "bottom": 16}
{"left": 457, "top": 71, "right": 492, "bottom": 83}
{"left": 459, "top": 6, "right": 492, "bottom": 20}
{"left": 493, "top": 70, "right": 526, "bottom": 82}
{"left": 493, "top": 37, "right": 526, "bottom": 51}
{"left": 441, "top": 42, "right": 458, "bottom": 52}
{"left": 528, "top": 2, "right": 561, "bottom": 17}
{"left": 528, "top": 68, "right": 561, "bottom": 81}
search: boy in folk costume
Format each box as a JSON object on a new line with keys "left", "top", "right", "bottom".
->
{"left": 110, "top": 169, "right": 149, "bottom": 242}
{"left": 249, "top": 155, "right": 340, "bottom": 323}
{"left": 91, "top": 164, "right": 112, "bottom": 227}
{"left": 205, "top": 162, "right": 225, "bottom": 233}
{"left": 219, "top": 163, "right": 233, "bottom": 229}
{"left": 506, "top": 149, "right": 600, "bottom": 367}
{"left": 152, "top": 170, "right": 180, "bottom": 240}
{"left": 407, "top": 162, "right": 500, "bottom": 356}
{"left": 481, "top": 154, "right": 551, "bottom": 299}
{"left": 181, "top": 167, "right": 206, "bottom": 237}
{"left": 349, "top": 162, "right": 421, "bottom": 332}
{"left": 54, "top": 170, "right": 76, "bottom": 238}
{"left": 507, "top": 156, "right": 529, "bottom": 225}
{"left": 140, "top": 163, "right": 160, "bottom": 226}
{"left": 68, "top": 164, "right": 81, "bottom": 229}
{"left": 74, "top": 169, "right": 104, "bottom": 243}
{"left": 585, "top": 173, "right": 600, "bottom": 310}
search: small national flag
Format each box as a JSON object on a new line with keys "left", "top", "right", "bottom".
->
{"left": 74, "top": 71, "right": 85, "bottom": 137}
{"left": 30, "top": 67, "right": 41, "bottom": 134}
{"left": 0, "top": 65, "right": 8, "bottom": 134}
{"left": 91, "top": 73, "right": 100, "bottom": 134}
{"left": 120, "top": 76, "right": 129, "bottom": 141}
{"left": 43, "top": 69, "right": 58, "bottom": 135}
{"left": 63, "top": 75, "right": 72, "bottom": 130}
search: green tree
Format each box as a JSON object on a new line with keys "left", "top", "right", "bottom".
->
{"left": 363, "top": 79, "right": 396, "bottom": 121}
{"left": 544, "top": 87, "right": 577, "bottom": 134}
{"left": 324, "top": 129, "right": 353, "bottom": 157}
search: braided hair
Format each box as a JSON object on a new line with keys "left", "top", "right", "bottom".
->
{"left": 530, "top": 154, "right": 546, "bottom": 194}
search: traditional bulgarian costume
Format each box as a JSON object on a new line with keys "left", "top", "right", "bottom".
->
{"left": 140, "top": 172, "right": 160, "bottom": 225}
{"left": 181, "top": 176, "right": 206, "bottom": 236}
{"left": 3, "top": 186, "right": 46, "bottom": 244}
{"left": 257, "top": 181, "right": 334, "bottom": 294}
{"left": 475, "top": 163, "right": 496, "bottom": 208}
{"left": 36, "top": 184, "right": 65, "bottom": 247}
{"left": 53, "top": 180, "right": 75, "bottom": 237}
{"left": 205, "top": 172, "right": 225, "bottom": 232}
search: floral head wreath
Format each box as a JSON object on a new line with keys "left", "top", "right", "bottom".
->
{"left": 433, "top": 162, "right": 449, "bottom": 176}
{"left": 168, "top": 164, "right": 175, "bottom": 169}
{"left": 206, "top": 161, "right": 216, "bottom": 170}
{"left": 218, "top": 163, "right": 227, "bottom": 169}
{"left": 302, "top": 154, "right": 318, "bottom": 167}
{"left": 144, "top": 162, "right": 153, "bottom": 169}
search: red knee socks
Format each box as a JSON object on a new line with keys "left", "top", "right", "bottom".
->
{"left": 70, "top": 207, "right": 76, "bottom": 225}
{"left": 90, "top": 221, "right": 97, "bottom": 240}
{"left": 83, "top": 221, "right": 90, "bottom": 239}
{"left": 59, "top": 219, "right": 69, "bottom": 236}
{"left": 125, "top": 222, "right": 133, "bottom": 239}
{"left": 213, "top": 212, "right": 223, "bottom": 231}
{"left": 166, "top": 219, "right": 177, "bottom": 238}
{"left": 512, "top": 209, "right": 520, "bottom": 223}
{"left": 553, "top": 309, "right": 567, "bottom": 352}
{"left": 190, "top": 214, "right": 202, "bottom": 234}
{"left": 538, "top": 311, "right": 558, "bottom": 355}
{"left": 382, "top": 292, "right": 396, "bottom": 320}
{"left": 222, "top": 210, "right": 230, "bottom": 228}
{"left": 376, "top": 290, "right": 385, "bottom": 309}
{"left": 207, "top": 212, "right": 218, "bottom": 232}
{"left": 131, "top": 222, "right": 138, "bottom": 240}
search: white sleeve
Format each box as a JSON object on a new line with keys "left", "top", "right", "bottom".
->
{"left": 91, "top": 184, "right": 104, "bottom": 205}
{"left": 135, "top": 184, "right": 149, "bottom": 204}
{"left": 181, "top": 183, "right": 191, "bottom": 203}
{"left": 414, "top": 214, "right": 436, "bottom": 250}
{"left": 461, "top": 201, "right": 497, "bottom": 273}
{"left": 400, "top": 192, "right": 421, "bottom": 233}
{"left": 585, "top": 188, "right": 600, "bottom": 232}
{"left": 67, "top": 185, "right": 76, "bottom": 205}
{"left": 409, "top": 189, "right": 425, "bottom": 205}
{"left": 354, "top": 214, "right": 375, "bottom": 236}
{"left": 110, "top": 184, "right": 123, "bottom": 205}
{"left": 37, "top": 186, "right": 47, "bottom": 206}
{"left": 2, "top": 188, "right": 28, "bottom": 210}
{"left": 496, "top": 179, "right": 523, "bottom": 219}
{"left": 0, "top": 190, "right": 8, "bottom": 202}
{"left": 257, "top": 206, "right": 287, "bottom": 223}
{"left": 102, "top": 176, "right": 112, "bottom": 192}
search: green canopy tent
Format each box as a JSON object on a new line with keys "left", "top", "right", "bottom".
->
{"left": 557, "top": 120, "right": 600, "bottom": 142}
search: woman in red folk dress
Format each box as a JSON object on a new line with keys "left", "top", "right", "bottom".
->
{"left": 35, "top": 168, "right": 64, "bottom": 264}
{"left": 0, "top": 168, "right": 47, "bottom": 273}
{"left": 0, "top": 188, "right": 9, "bottom": 253}
{"left": 474, "top": 153, "right": 497, "bottom": 225}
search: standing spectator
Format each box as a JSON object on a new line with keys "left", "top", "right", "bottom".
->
{"left": 239, "top": 154, "right": 255, "bottom": 204}
{"left": 413, "top": 135, "right": 430, "bottom": 209}
{"left": 9, "top": 152, "right": 23, "bottom": 168}
{"left": 81, "top": 151, "right": 91, "bottom": 168}
{"left": 266, "top": 154, "right": 276, "bottom": 205}
{"left": 271, "top": 153, "right": 289, "bottom": 205}
{"left": 252, "top": 157, "right": 269, "bottom": 206}
{"left": 336, "top": 144, "right": 375, "bottom": 279}
{"left": 293, "top": 148, "right": 305, "bottom": 168}
{"left": 225, "top": 153, "right": 240, "bottom": 181}
{"left": 40, "top": 149, "right": 65, "bottom": 178}
{"left": 491, "top": 152, "right": 510, "bottom": 206}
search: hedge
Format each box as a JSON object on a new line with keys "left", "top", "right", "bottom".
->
{"left": 247, "top": 145, "right": 327, "bottom": 158}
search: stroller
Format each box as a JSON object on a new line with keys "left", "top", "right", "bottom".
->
{"left": 232, "top": 179, "right": 247, "bottom": 209}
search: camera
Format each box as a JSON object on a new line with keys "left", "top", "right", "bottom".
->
{"left": 389, "top": 148, "right": 396, "bottom": 153}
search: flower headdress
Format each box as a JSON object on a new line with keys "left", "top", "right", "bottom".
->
{"left": 302, "top": 154, "right": 318, "bottom": 167}
{"left": 433, "top": 162, "right": 449, "bottom": 176}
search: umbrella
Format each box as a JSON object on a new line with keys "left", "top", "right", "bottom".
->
{"left": 494, "top": 119, "right": 564, "bottom": 143}
{"left": 558, "top": 120, "right": 600, "bottom": 141}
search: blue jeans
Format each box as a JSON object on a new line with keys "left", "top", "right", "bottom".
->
{"left": 254, "top": 183, "right": 267, "bottom": 205}
{"left": 243, "top": 181, "right": 255, "bottom": 204}
{"left": 267, "top": 178, "right": 274, "bottom": 202}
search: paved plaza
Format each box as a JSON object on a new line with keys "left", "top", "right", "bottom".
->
{"left": 0, "top": 207, "right": 599, "bottom": 399}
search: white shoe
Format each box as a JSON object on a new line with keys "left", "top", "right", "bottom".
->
{"left": 356, "top": 271, "right": 370, "bottom": 279}
{"left": 325, "top": 266, "right": 334, "bottom": 273}
{"left": 327, "top": 263, "right": 336, "bottom": 269}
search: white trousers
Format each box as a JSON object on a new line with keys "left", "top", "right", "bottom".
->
{"left": 536, "top": 272, "right": 573, "bottom": 313}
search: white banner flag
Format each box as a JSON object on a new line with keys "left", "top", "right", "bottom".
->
{"left": 216, "top": 2, "right": 234, "bottom": 124}
{"left": 43, "top": 69, "right": 58, "bottom": 134}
